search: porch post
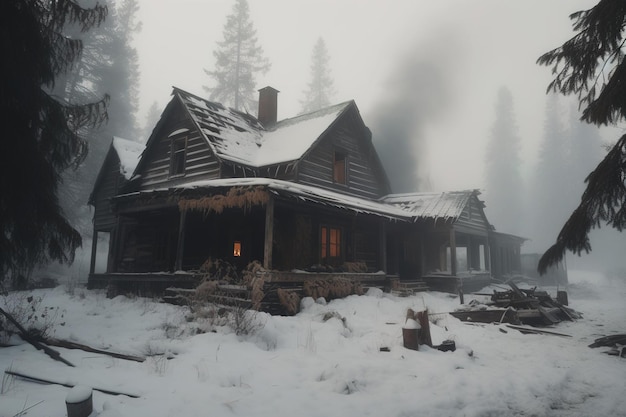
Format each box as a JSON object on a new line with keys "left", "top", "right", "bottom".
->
{"left": 174, "top": 209, "right": 187, "bottom": 271}
{"left": 466, "top": 236, "right": 473, "bottom": 270}
{"left": 485, "top": 241, "right": 492, "bottom": 273}
{"left": 449, "top": 228, "right": 457, "bottom": 276}
{"left": 89, "top": 229, "right": 98, "bottom": 275}
{"left": 379, "top": 219, "right": 387, "bottom": 272}
{"left": 263, "top": 194, "right": 274, "bottom": 270}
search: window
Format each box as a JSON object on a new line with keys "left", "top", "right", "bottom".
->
{"left": 321, "top": 226, "right": 342, "bottom": 260}
{"left": 233, "top": 241, "right": 242, "bottom": 257}
{"left": 170, "top": 137, "right": 187, "bottom": 176}
{"left": 333, "top": 151, "right": 346, "bottom": 184}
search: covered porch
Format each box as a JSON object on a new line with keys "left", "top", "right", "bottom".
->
{"left": 88, "top": 180, "right": 410, "bottom": 293}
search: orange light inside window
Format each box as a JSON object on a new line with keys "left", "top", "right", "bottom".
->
{"left": 321, "top": 227, "right": 327, "bottom": 258}
{"left": 330, "top": 228, "right": 340, "bottom": 257}
{"left": 233, "top": 241, "right": 241, "bottom": 257}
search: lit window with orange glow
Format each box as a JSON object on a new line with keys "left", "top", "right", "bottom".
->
{"left": 320, "top": 226, "right": 341, "bottom": 260}
{"left": 233, "top": 241, "right": 241, "bottom": 257}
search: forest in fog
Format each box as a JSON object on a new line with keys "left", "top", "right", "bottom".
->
{"left": 17, "top": 0, "right": 625, "bottom": 282}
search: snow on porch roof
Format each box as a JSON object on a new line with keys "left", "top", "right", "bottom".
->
{"left": 381, "top": 190, "right": 482, "bottom": 222}
{"left": 112, "top": 136, "right": 144, "bottom": 180}
{"left": 175, "top": 88, "right": 350, "bottom": 168}
{"left": 165, "top": 178, "right": 414, "bottom": 221}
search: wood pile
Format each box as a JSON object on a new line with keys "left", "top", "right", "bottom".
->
{"left": 450, "top": 282, "right": 581, "bottom": 327}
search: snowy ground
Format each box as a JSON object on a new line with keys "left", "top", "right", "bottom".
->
{"left": 0, "top": 270, "right": 625, "bottom": 417}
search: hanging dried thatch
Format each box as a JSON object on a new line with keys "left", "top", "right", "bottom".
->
{"left": 178, "top": 186, "right": 270, "bottom": 214}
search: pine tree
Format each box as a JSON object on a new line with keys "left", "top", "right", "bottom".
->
{"left": 203, "top": 0, "right": 270, "bottom": 112}
{"left": 300, "top": 37, "right": 335, "bottom": 114}
{"left": 484, "top": 87, "right": 523, "bottom": 235}
{"left": 528, "top": 94, "right": 571, "bottom": 253}
{"left": 0, "top": 0, "right": 108, "bottom": 283}
{"left": 50, "top": 0, "right": 142, "bottom": 246}
{"left": 142, "top": 101, "right": 162, "bottom": 141}
{"left": 537, "top": 0, "right": 626, "bottom": 273}
{"left": 106, "top": 0, "right": 141, "bottom": 139}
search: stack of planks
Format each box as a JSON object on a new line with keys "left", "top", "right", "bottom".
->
{"left": 451, "top": 282, "right": 581, "bottom": 327}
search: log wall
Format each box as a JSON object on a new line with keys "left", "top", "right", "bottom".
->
{"left": 297, "top": 109, "right": 388, "bottom": 200}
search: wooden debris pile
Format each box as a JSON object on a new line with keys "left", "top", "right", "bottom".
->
{"left": 450, "top": 282, "right": 581, "bottom": 327}
{"left": 589, "top": 334, "right": 626, "bottom": 357}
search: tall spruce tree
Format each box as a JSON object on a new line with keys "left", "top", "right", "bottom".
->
{"left": 52, "top": 0, "right": 142, "bottom": 245}
{"left": 484, "top": 87, "right": 523, "bottom": 235}
{"left": 0, "top": 0, "right": 108, "bottom": 283}
{"left": 142, "top": 101, "right": 162, "bottom": 141}
{"left": 537, "top": 0, "right": 626, "bottom": 273}
{"left": 300, "top": 37, "right": 335, "bottom": 114}
{"left": 528, "top": 94, "right": 571, "bottom": 253}
{"left": 106, "top": 0, "right": 141, "bottom": 139}
{"left": 203, "top": 0, "right": 270, "bottom": 112}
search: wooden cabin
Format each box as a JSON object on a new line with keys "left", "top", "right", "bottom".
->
{"left": 88, "top": 87, "right": 525, "bottom": 296}
{"left": 88, "top": 137, "right": 143, "bottom": 276}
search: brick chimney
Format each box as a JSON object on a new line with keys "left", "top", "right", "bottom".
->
{"left": 257, "top": 86, "right": 279, "bottom": 127}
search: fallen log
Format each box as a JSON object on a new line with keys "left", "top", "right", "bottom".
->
{"left": 43, "top": 338, "right": 145, "bottom": 363}
{"left": 4, "top": 369, "right": 140, "bottom": 398}
{"left": 506, "top": 324, "right": 572, "bottom": 337}
{"left": 0, "top": 307, "right": 75, "bottom": 367}
{"left": 588, "top": 334, "right": 626, "bottom": 348}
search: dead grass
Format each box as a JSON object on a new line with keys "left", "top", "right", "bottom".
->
{"left": 303, "top": 277, "right": 364, "bottom": 301}
{"left": 277, "top": 289, "right": 300, "bottom": 315}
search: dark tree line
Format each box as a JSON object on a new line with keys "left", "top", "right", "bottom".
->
{"left": 54, "top": 0, "right": 142, "bottom": 246}
{"left": 537, "top": 0, "right": 626, "bottom": 274}
{"left": 1, "top": 0, "right": 109, "bottom": 284}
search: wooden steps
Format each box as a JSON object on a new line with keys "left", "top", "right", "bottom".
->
{"left": 390, "top": 280, "right": 429, "bottom": 297}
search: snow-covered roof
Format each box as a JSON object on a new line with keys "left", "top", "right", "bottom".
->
{"left": 112, "top": 136, "right": 144, "bottom": 180}
{"left": 117, "top": 177, "right": 485, "bottom": 225}
{"left": 175, "top": 88, "right": 350, "bottom": 168}
{"left": 118, "top": 177, "right": 413, "bottom": 221}
{"left": 381, "top": 190, "right": 481, "bottom": 222}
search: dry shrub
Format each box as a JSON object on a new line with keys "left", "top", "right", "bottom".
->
{"left": 248, "top": 275, "right": 265, "bottom": 311}
{"left": 277, "top": 289, "right": 300, "bottom": 315}
{"left": 195, "top": 280, "right": 218, "bottom": 300}
{"left": 198, "top": 258, "right": 238, "bottom": 282}
{"left": 178, "top": 186, "right": 269, "bottom": 215}
{"left": 304, "top": 277, "right": 363, "bottom": 301}
{"left": 303, "top": 280, "right": 329, "bottom": 300}
{"left": 241, "top": 261, "right": 266, "bottom": 311}
{"left": 343, "top": 262, "right": 368, "bottom": 273}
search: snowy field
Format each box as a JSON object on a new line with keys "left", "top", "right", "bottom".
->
{"left": 1, "top": 270, "right": 625, "bottom": 417}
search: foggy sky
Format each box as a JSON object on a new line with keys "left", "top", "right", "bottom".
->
{"left": 137, "top": 0, "right": 612, "bottom": 192}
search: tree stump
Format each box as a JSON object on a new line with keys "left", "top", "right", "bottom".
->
{"left": 66, "top": 386, "right": 93, "bottom": 417}
{"left": 402, "top": 316, "right": 420, "bottom": 351}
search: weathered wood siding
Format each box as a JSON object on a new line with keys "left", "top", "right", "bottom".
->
{"left": 455, "top": 196, "right": 490, "bottom": 236}
{"left": 138, "top": 100, "right": 220, "bottom": 190}
{"left": 92, "top": 150, "right": 123, "bottom": 231}
{"left": 297, "top": 108, "right": 388, "bottom": 200}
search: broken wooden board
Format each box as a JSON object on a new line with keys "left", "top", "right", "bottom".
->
{"left": 0, "top": 307, "right": 75, "bottom": 367}
{"left": 43, "top": 338, "right": 146, "bottom": 363}
{"left": 449, "top": 308, "right": 520, "bottom": 325}
{"left": 5, "top": 368, "right": 141, "bottom": 398}
{"left": 588, "top": 334, "right": 626, "bottom": 348}
{"left": 505, "top": 324, "right": 572, "bottom": 337}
